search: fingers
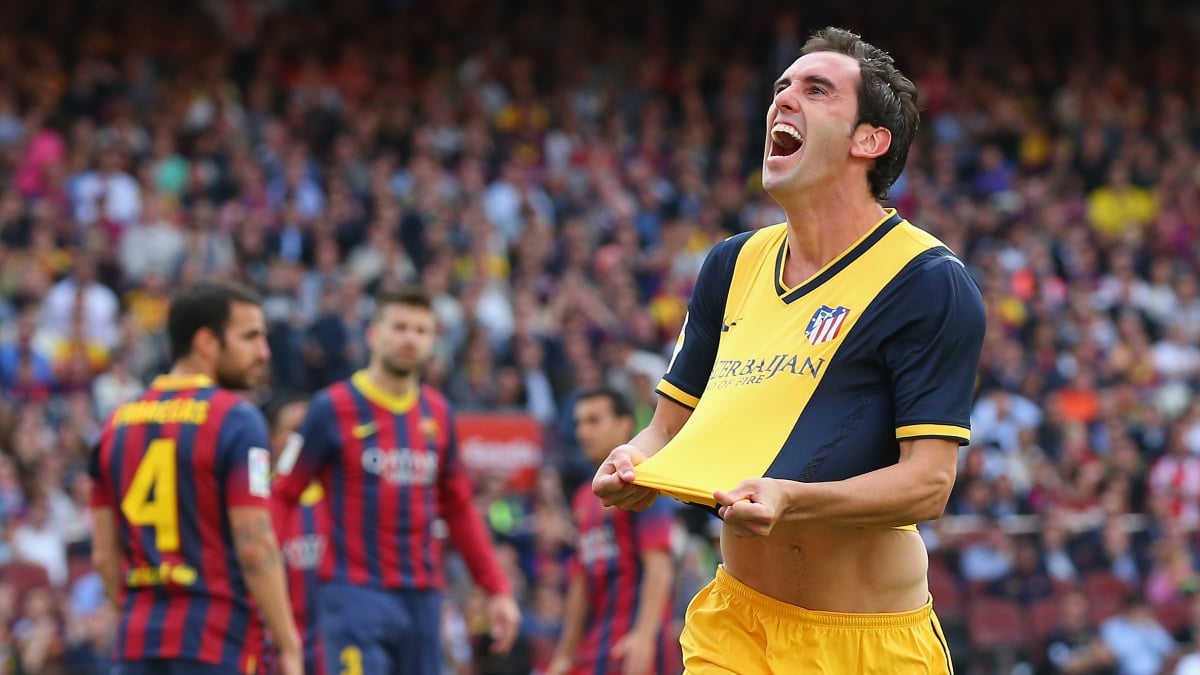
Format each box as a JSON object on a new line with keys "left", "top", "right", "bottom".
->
{"left": 488, "top": 599, "right": 520, "bottom": 654}
{"left": 623, "top": 656, "right": 651, "bottom": 675}
{"left": 489, "top": 615, "right": 519, "bottom": 654}
{"left": 613, "top": 485, "right": 657, "bottom": 511}
{"left": 718, "top": 499, "right": 775, "bottom": 537}
{"left": 627, "top": 490, "right": 657, "bottom": 512}
{"left": 609, "top": 636, "right": 628, "bottom": 660}
{"left": 714, "top": 480, "right": 758, "bottom": 506}
{"left": 611, "top": 453, "right": 637, "bottom": 483}
{"left": 593, "top": 448, "right": 658, "bottom": 510}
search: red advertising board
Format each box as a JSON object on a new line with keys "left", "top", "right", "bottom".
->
{"left": 454, "top": 413, "right": 543, "bottom": 493}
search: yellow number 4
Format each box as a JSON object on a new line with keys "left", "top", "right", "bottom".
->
{"left": 120, "top": 438, "right": 180, "bottom": 552}
{"left": 340, "top": 646, "right": 363, "bottom": 675}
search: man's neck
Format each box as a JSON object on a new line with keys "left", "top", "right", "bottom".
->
{"left": 169, "top": 357, "right": 214, "bottom": 381}
{"left": 365, "top": 363, "right": 417, "bottom": 398}
{"left": 777, "top": 188, "right": 889, "bottom": 287}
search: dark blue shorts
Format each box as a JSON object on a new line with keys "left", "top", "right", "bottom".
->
{"left": 316, "top": 582, "right": 442, "bottom": 675}
{"left": 111, "top": 660, "right": 245, "bottom": 675}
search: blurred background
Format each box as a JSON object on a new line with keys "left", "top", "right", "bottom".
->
{"left": 2, "top": 0, "right": 1200, "bottom": 672}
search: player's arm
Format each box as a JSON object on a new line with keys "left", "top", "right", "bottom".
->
{"left": 438, "top": 408, "right": 520, "bottom": 653}
{"left": 547, "top": 566, "right": 587, "bottom": 675}
{"left": 90, "top": 507, "right": 122, "bottom": 608}
{"left": 609, "top": 548, "right": 672, "bottom": 675}
{"left": 720, "top": 436, "right": 957, "bottom": 530}
{"left": 596, "top": 396, "right": 694, "bottom": 510}
{"left": 272, "top": 391, "right": 337, "bottom": 506}
{"left": 597, "top": 235, "right": 746, "bottom": 509}
{"left": 612, "top": 501, "right": 676, "bottom": 674}
{"left": 87, "top": 433, "right": 122, "bottom": 608}
{"left": 230, "top": 507, "right": 300, "bottom": 651}
{"left": 718, "top": 255, "right": 987, "bottom": 532}
{"left": 222, "top": 405, "right": 303, "bottom": 661}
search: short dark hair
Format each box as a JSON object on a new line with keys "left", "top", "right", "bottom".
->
{"left": 373, "top": 284, "right": 433, "bottom": 320}
{"left": 575, "top": 387, "right": 634, "bottom": 420}
{"left": 801, "top": 27, "right": 919, "bottom": 201}
{"left": 167, "top": 280, "right": 262, "bottom": 361}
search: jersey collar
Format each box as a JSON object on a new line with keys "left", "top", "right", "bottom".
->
{"left": 774, "top": 209, "right": 903, "bottom": 304}
{"left": 351, "top": 370, "right": 418, "bottom": 413}
{"left": 150, "top": 374, "right": 215, "bottom": 391}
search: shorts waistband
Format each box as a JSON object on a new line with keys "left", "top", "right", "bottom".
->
{"left": 713, "top": 566, "right": 932, "bottom": 629}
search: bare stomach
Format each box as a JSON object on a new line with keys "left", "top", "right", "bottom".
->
{"left": 721, "top": 521, "right": 930, "bottom": 613}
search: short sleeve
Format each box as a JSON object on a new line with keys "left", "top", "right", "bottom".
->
{"left": 657, "top": 233, "right": 750, "bottom": 409}
{"left": 878, "top": 253, "right": 986, "bottom": 444}
{"left": 632, "top": 498, "right": 676, "bottom": 553}
{"left": 220, "top": 403, "right": 274, "bottom": 508}
{"left": 273, "top": 390, "right": 340, "bottom": 503}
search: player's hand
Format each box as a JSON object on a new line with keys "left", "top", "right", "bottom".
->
{"left": 276, "top": 646, "right": 304, "bottom": 675}
{"left": 487, "top": 593, "right": 521, "bottom": 654}
{"left": 545, "top": 653, "right": 574, "bottom": 675}
{"left": 714, "top": 478, "right": 788, "bottom": 537}
{"left": 611, "top": 628, "right": 657, "bottom": 675}
{"left": 593, "top": 444, "right": 657, "bottom": 511}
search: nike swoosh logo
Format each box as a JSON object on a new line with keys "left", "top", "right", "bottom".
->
{"left": 352, "top": 422, "right": 378, "bottom": 439}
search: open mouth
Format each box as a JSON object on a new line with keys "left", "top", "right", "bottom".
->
{"left": 770, "top": 123, "right": 804, "bottom": 157}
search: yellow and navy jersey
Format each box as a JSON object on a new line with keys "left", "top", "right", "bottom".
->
{"left": 634, "top": 210, "right": 986, "bottom": 507}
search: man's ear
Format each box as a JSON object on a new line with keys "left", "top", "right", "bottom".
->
{"left": 850, "top": 124, "right": 892, "bottom": 160}
{"left": 193, "top": 327, "right": 220, "bottom": 360}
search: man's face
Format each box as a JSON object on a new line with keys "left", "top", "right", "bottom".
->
{"left": 213, "top": 302, "right": 270, "bottom": 390}
{"left": 762, "top": 51, "right": 863, "bottom": 198}
{"left": 368, "top": 303, "right": 436, "bottom": 378}
{"left": 573, "top": 396, "right": 631, "bottom": 464}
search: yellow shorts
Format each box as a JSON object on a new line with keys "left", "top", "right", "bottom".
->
{"left": 681, "top": 567, "right": 953, "bottom": 674}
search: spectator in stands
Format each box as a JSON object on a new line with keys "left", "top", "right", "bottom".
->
{"left": 3, "top": 1, "right": 1200, "bottom": 671}
{"left": 12, "top": 586, "right": 63, "bottom": 671}
{"left": 960, "top": 519, "right": 1015, "bottom": 584}
{"left": 1045, "top": 590, "right": 1115, "bottom": 675}
{"left": 988, "top": 536, "right": 1055, "bottom": 606}
{"left": 11, "top": 496, "right": 66, "bottom": 587}
{"left": 1100, "top": 593, "right": 1177, "bottom": 675}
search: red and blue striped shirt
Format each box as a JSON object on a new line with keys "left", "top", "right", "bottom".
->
{"left": 568, "top": 485, "right": 678, "bottom": 674}
{"left": 273, "top": 371, "right": 508, "bottom": 595}
{"left": 89, "top": 374, "right": 272, "bottom": 674}
{"left": 274, "top": 482, "right": 326, "bottom": 674}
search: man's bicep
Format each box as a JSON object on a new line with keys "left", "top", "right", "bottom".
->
{"left": 898, "top": 437, "right": 959, "bottom": 469}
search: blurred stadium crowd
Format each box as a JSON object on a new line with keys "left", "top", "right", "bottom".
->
{"left": 2, "top": 0, "right": 1200, "bottom": 672}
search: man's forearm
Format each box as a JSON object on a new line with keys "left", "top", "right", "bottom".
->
{"left": 231, "top": 510, "right": 300, "bottom": 653}
{"left": 628, "top": 397, "right": 692, "bottom": 459}
{"left": 629, "top": 550, "right": 673, "bottom": 638}
{"left": 95, "top": 555, "right": 122, "bottom": 608}
{"left": 90, "top": 508, "right": 122, "bottom": 608}
{"left": 781, "top": 452, "right": 954, "bottom": 527}
{"left": 441, "top": 471, "right": 511, "bottom": 595}
{"left": 552, "top": 575, "right": 587, "bottom": 661}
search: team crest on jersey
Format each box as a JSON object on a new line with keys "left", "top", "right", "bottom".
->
{"left": 805, "top": 305, "right": 851, "bottom": 345}
{"left": 419, "top": 417, "right": 439, "bottom": 442}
